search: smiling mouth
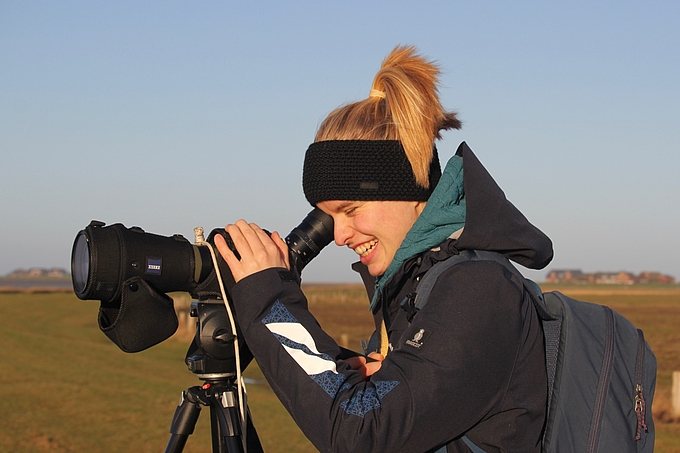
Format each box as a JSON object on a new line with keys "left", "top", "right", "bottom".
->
{"left": 354, "top": 240, "right": 378, "bottom": 257}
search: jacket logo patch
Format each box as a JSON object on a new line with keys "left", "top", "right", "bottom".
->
{"left": 405, "top": 328, "right": 431, "bottom": 349}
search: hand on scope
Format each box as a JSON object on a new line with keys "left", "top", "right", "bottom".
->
{"left": 215, "top": 220, "right": 291, "bottom": 283}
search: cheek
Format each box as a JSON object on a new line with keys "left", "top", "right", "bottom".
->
{"left": 384, "top": 214, "right": 418, "bottom": 248}
{"left": 355, "top": 211, "right": 408, "bottom": 243}
{"left": 351, "top": 216, "right": 372, "bottom": 235}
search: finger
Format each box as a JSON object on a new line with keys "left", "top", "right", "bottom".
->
{"left": 235, "top": 221, "right": 273, "bottom": 259}
{"left": 249, "top": 223, "right": 286, "bottom": 259}
{"left": 214, "top": 231, "right": 247, "bottom": 282}
{"left": 367, "top": 352, "right": 385, "bottom": 362}
{"left": 214, "top": 233, "right": 236, "bottom": 262}
{"left": 345, "top": 356, "right": 367, "bottom": 370}
{"left": 363, "top": 361, "right": 383, "bottom": 377}
{"left": 243, "top": 223, "right": 288, "bottom": 269}
{"left": 270, "top": 231, "right": 291, "bottom": 270}
{"left": 225, "top": 221, "right": 254, "bottom": 259}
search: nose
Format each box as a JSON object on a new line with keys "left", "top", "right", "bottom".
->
{"left": 333, "top": 216, "right": 352, "bottom": 246}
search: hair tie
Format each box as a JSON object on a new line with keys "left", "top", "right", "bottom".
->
{"left": 369, "top": 89, "right": 386, "bottom": 99}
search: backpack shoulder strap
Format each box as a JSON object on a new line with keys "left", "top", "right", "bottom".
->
{"left": 414, "top": 250, "right": 476, "bottom": 310}
{"left": 415, "top": 249, "right": 555, "bottom": 321}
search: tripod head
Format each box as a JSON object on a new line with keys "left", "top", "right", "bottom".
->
{"left": 166, "top": 299, "right": 261, "bottom": 453}
{"left": 184, "top": 299, "right": 253, "bottom": 379}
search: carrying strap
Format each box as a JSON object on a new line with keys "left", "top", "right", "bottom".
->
{"left": 432, "top": 435, "right": 486, "bottom": 453}
{"left": 415, "top": 250, "right": 554, "bottom": 322}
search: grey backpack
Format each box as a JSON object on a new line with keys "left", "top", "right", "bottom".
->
{"left": 415, "top": 250, "right": 656, "bottom": 453}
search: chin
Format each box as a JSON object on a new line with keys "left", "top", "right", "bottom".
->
{"left": 367, "top": 264, "right": 387, "bottom": 277}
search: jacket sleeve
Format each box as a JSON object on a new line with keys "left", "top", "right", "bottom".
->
{"left": 230, "top": 262, "right": 528, "bottom": 453}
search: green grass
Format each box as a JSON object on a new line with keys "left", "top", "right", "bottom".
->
{"left": 1, "top": 287, "right": 679, "bottom": 452}
{"left": 0, "top": 292, "right": 314, "bottom": 452}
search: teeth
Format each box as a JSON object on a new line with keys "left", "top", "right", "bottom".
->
{"left": 354, "top": 240, "right": 378, "bottom": 257}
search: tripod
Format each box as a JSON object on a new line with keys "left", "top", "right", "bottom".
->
{"left": 165, "top": 300, "right": 263, "bottom": 453}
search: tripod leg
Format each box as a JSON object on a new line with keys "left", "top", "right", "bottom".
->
{"left": 210, "top": 405, "right": 264, "bottom": 453}
{"left": 213, "top": 389, "right": 245, "bottom": 453}
{"left": 164, "top": 380, "right": 263, "bottom": 453}
{"left": 244, "top": 407, "right": 264, "bottom": 453}
{"left": 211, "top": 388, "right": 264, "bottom": 453}
{"left": 165, "top": 388, "right": 203, "bottom": 453}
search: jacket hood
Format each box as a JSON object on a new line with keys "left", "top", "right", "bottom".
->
{"left": 453, "top": 141, "right": 553, "bottom": 270}
{"left": 363, "top": 141, "right": 553, "bottom": 309}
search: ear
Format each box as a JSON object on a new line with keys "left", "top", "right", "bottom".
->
{"left": 414, "top": 201, "right": 427, "bottom": 217}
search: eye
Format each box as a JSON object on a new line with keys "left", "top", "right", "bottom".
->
{"left": 345, "top": 203, "right": 362, "bottom": 216}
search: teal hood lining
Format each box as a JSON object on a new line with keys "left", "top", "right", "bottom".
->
{"left": 370, "top": 155, "right": 466, "bottom": 310}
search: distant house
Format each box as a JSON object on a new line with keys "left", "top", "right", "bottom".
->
{"left": 638, "top": 271, "right": 676, "bottom": 284}
{"left": 591, "top": 272, "right": 613, "bottom": 284}
{"left": 616, "top": 272, "right": 637, "bottom": 285}
{"left": 591, "top": 271, "right": 636, "bottom": 285}
{"left": 46, "top": 268, "right": 68, "bottom": 278}
{"left": 545, "top": 268, "right": 675, "bottom": 285}
{"left": 3, "top": 268, "right": 69, "bottom": 279}
{"left": 545, "top": 269, "right": 586, "bottom": 283}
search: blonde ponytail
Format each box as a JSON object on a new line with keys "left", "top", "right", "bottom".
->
{"left": 315, "top": 45, "right": 461, "bottom": 188}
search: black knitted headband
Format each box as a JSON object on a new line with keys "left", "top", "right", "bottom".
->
{"left": 302, "top": 140, "right": 441, "bottom": 206}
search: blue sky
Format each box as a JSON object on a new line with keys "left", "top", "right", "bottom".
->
{"left": 1, "top": 1, "right": 679, "bottom": 283}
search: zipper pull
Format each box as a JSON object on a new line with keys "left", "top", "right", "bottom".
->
{"left": 634, "top": 383, "right": 648, "bottom": 440}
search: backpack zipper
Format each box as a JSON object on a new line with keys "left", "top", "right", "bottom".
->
{"left": 634, "top": 329, "right": 648, "bottom": 440}
{"left": 586, "top": 306, "right": 615, "bottom": 453}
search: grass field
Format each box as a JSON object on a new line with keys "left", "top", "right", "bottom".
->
{"left": 0, "top": 285, "right": 678, "bottom": 452}
{"left": 0, "top": 291, "right": 318, "bottom": 453}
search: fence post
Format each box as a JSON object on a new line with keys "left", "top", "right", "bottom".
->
{"left": 673, "top": 371, "right": 680, "bottom": 419}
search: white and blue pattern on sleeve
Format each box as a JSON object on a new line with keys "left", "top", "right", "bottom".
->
{"left": 339, "top": 380, "right": 400, "bottom": 417}
{"left": 262, "top": 300, "right": 346, "bottom": 397}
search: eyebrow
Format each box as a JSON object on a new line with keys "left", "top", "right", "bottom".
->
{"left": 335, "top": 201, "right": 356, "bottom": 210}
{"left": 323, "top": 200, "right": 357, "bottom": 214}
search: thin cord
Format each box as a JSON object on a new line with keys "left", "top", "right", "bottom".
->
{"left": 195, "top": 230, "right": 248, "bottom": 451}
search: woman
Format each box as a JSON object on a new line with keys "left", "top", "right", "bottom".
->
{"left": 215, "top": 46, "right": 552, "bottom": 452}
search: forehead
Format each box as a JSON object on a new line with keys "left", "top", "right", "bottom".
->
{"left": 316, "top": 200, "right": 357, "bottom": 213}
{"left": 317, "top": 200, "right": 420, "bottom": 217}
